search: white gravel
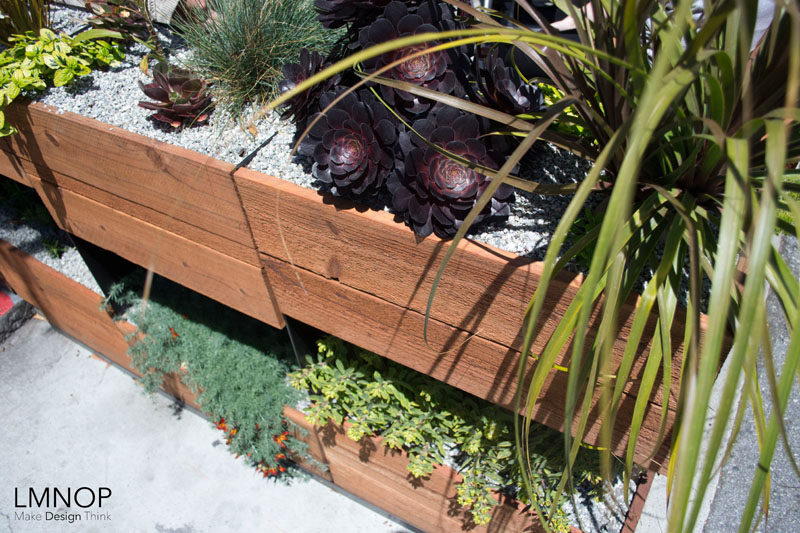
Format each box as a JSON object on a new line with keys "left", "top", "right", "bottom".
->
{"left": 37, "top": 4, "right": 596, "bottom": 261}
{"left": 0, "top": 201, "right": 102, "bottom": 294}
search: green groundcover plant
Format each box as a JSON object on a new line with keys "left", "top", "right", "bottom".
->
{"left": 106, "top": 275, "right": 312, "bottom": 479}
{"left": 0, "top": 27, "right": 124, "bottom": 136}
{"left": 271, "top": 1, "right": 800, "bottom": 530}
{"left": 289, "top": 336, "right": 613, "bottom": 530}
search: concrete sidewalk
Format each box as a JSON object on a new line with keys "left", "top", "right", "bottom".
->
{"left": 0, "top": 318, "right": 413, "bottom": 533}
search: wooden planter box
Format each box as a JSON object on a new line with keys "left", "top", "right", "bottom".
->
{"left": 0, "top": 100, "right": 697, "bottom": 473}
{"left": 0, "top": 238, "right": 568, "bottom": 533}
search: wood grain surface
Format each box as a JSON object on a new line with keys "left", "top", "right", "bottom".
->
{"left": 26, "top": 175, "right": 283, "bottom": 327}
{"left": 264, "top": 254, "right": 673, "bottom": 473}
{"left": 0, "top": 239, "right": 198, "bottom": 406}
{"left": 3, "top": 102, "right": 256, "bottom": 257}
{"left": 234, "top": 167, "right": 690, "bottom": 408}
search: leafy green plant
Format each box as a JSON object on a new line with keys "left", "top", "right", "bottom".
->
{"left": 41, "top": 237, "right": 67, "bottom": 259}
{"left": 85, "top": 0, "right": 165, "bottom": 64}
{"left": 289, "top": 336, "right": 609, "bottom": 529}
{"left": 0, "top": 28, "right": 124, "bottom": 136}
{"left": 173, "top": 0, "right": 342, "bottom": 114}
{"left": 106, "top": 274, "right": 310, "bottom": 479}
{"left": 85, "top": 0, "right": 150, "bottom": 41}
{"left": 0, "top": 0, "right": 49, "bottom": 45}
{"left": 271, "top": 1, "right": 800, "bottom": 530}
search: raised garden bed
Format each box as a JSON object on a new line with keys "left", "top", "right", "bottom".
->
{"left": 0, "top": 236, "right": 590, "bottom": 533}
{"left": 0, "top": 99, "right": 698, "bottom": 474}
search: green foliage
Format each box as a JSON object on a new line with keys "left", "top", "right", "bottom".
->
{"left": 85, "top": 1, "right": 165, "bottom": 62}
{"left": 565, "top": 205, "right": 604, "bottom": 270}
{"left": 174, "top": 0, "right": 342, "bottom": 114}
{"left": 0, "top": 28, "right": 124, "bottom": 136}
{"left": 289, "top": 336, "right": 609, "bottom": 529}
{"left": 272, "top": 2, "right": 800, "bottom": 528}
{"left": 0, "top": 0, "right": 50, "bottom": 45}
{"left": 108, "top": 274, "right": 309, "bottom": 478}
{"left": 41, "top": 237, "right": 67, "bottom": 259}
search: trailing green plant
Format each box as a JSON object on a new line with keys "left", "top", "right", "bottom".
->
{"left": 270, "top": 1, "right": 800, "bottom": 530}
{"left": 0, "top": 28, "right": 124, "bottom": 136}
{"left": 0, "top": 0, "right": 50, "bottom": 45}
{"left": 173, "top": 0, "right": 343, "bottom": 115}
{"left": 105, "top": 274, "right": 311, "bottom": 479}
{"left": 289, "top": 336, "right": 610, "bottom": 529}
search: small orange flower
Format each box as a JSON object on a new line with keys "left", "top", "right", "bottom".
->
{"left": 273, "top": 431, "right": 289, "bottom": 447}
{"left": 169, "top": 327, "right": 179, "bottom": 340}
{"left": 278, "top": 466, "right": 286, "bottom": 473}
{"left": 215, "top": 418, "right": 227, "bottom": 431}
{"left": 275, "top": 453, "right": 286, "bottom": 460}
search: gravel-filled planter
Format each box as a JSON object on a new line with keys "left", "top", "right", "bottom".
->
{"left": 0, "top": 96, "right": 689, "bottom": 474}
{"left": 0, "top": 240, "right": 594, "bottom": 533}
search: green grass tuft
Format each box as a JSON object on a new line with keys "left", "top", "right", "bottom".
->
{"left": 174, "top": 0, "right": 342, "bottom": 116}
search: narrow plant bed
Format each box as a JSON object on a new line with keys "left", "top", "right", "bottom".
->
{"left": 0, "top": 3, "right": 702, "bottom": 476}
{"left": 0, "top": 178, "right": 100, "bottom": 293}
{"left": 0, "top": 241, "right": 608, "bottom": 532}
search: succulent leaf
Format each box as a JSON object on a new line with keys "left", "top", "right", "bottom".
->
{"left": 388, "top": 107, "right": 514, "bottom": 238}
{"left": 358, "top": 1, "right": 466, "bottom": 117}
{"left": 298, "top": 90, "right": 397, "bottom": 201}
{"left": 278, "top": 48, "right": 341, "bottom": 131}
{"left": 138, "top": 63, "right": 213, "bottom": 128}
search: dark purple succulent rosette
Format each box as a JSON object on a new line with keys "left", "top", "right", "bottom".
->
{"left": 298, "top": 90, "right": 397, "bottom": 201}
{"left": 477, "top": 48, "right": 544, "bottom": 116}
{"left": 314, "top": 0, "right": 397, "bottom": 30}
{"left": 138, "top": 64, "right": 213, "bottom": 128}
{"left": 278, "top": 48, "right": 341, "bottom": 129}
{"left": 358, "top": 1, "right": 464, "bottom": 117}
{"left": 388, "top": 107, "right": 514, "bottom": 238}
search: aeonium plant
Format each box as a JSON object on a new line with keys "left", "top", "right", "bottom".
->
{"left": 271, "top": 0, "right": 800, "bottom": 531}
{"left": 138, "top": 62, "right": 213, "bottom": 128}
{"left": 276, "top": 0, "right": 549, "bottom": 236}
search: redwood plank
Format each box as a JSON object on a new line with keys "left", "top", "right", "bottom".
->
{"left": 4, "top": 101, "right": 254, "bottom": 251}
{"left": 0, "top": 141, "right": 28, "bottom": 185}
{"left": 26, "top": 176, "right": 283, "bottom": 328}
{"left": 264, "top": 254, "right": 672, "bottom": 473}
{"left": 0, "top": 238, "right": 130, "bottom": 358}
{"left": 283, "top": 407, "right": 545, "bottom": 533}
{"left": 18, "top": 158, "right": 256, "bottom": 265}
{"left": 234, "top": 167, "right": 689, "bottom": 403}
{"left": 0, "top": 239, "right": 200, "bottom": 408}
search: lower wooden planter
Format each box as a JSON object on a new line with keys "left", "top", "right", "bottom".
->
{"left": 0, "top": 99, "right": 708, "bottom": 474}
{"left": 0, "top": 238, "right": 561, "bottom": 532}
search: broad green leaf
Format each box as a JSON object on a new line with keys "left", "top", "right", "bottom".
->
{"left": 52, "top": 68, "right": 73, "bottom": 87}
{"left": 40, "top": 53, "right": 59, "bottom": 70}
